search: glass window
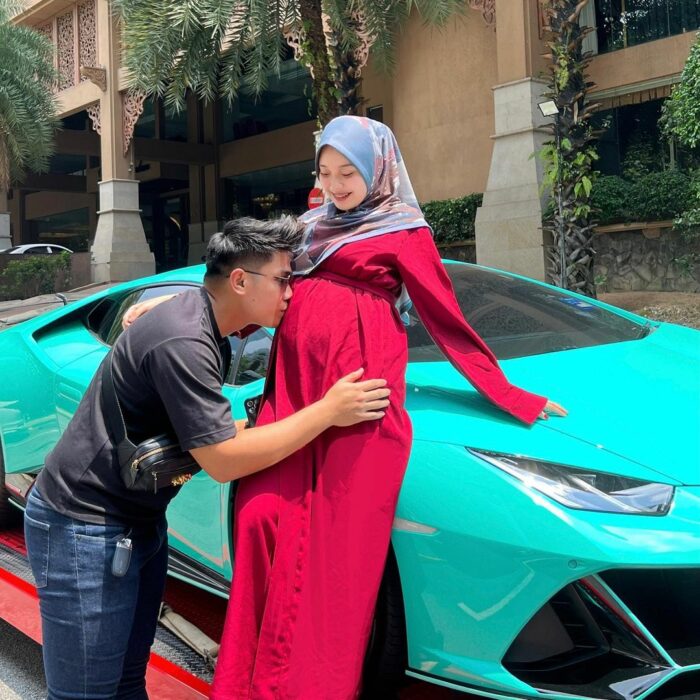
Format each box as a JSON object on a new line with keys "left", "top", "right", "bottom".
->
{"left": 164, "top": 104, "right": 188, "bottom": 142}
{"left": 595, "top": 0, "right": 700, "bottom": 53}
{"left": 233, "top": 329, "right": 272, "bottom": 385}
{"left": 591, "top": 99, "right": 668, "bottom": 177}
{"left": 61, "top": 111, "right": 89, "bottom": 131}
{"left": 48, "top": 154, "right": 87, "bottom": 175}
{"left": 224, "top": 335, "right": 244, "bottom": 385}
{"left": 33, "top": 208, "right": 90, "bottom": 253}
{"left": 221, "top": 49, "right": 315, "bottom": 142}
{"left": 25, "top": 247, "right": 50, "bottom": 255}
{"left": 406, "top": 265, "right": 647, "bottom": 362}
{"left": 222, "top": 159, "right": 315, "bottom": 219}
{"left": 366, "top": 105, "right": 384, "bottom": 123}
{"left": 134, "top": 98, "right": 157, "bottom": 139}
{"left": 95, "top": 284, "right": 197, "bottom": 346}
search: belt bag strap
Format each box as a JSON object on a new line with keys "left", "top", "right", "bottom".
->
{"left": 100, "top": 351, "right": 139, "bottom": 467}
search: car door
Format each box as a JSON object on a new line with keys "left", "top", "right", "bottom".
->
{"left": 51, "top": 284, "right": 236, "bottom": 585}
{"left": 167, "top": 327, "right": 273, "bottom": 590}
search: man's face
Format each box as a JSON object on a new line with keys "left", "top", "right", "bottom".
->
{"left": 240, "top": 251, "right": 294, "bottom": 328}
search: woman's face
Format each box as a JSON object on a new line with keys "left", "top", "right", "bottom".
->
{"left": 317, "top": 146, "right": 368, "bottom": 211}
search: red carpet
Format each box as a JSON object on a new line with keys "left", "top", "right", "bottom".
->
{"left": 0, "top": 524, "right": 26, "bottom": 556}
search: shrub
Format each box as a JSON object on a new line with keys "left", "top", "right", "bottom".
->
{"left": 628, "top": 170, "right": 692, "bottom": 222}
{"left": 592, "top": 170, "right": 693, "bottom": 225}
{"left": 590, "top": 175, "right": 630, "bottom": 224}
{"left": 0, "top": 252, "right": 72, "bottom": 301}
{"left": 421, "top": 193, "right": 483, "bottom": 244}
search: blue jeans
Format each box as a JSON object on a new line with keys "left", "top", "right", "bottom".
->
{"left": 24, "top": 486, "right": 169, "bottom": 700}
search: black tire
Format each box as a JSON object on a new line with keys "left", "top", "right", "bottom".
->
{"left": 362, "top": 548, "right": 408, "bottom": 698}
{"left": 0, "top": 448, "right": 19, "bottom": 528}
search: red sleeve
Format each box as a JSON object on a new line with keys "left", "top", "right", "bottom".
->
{"left": 396, "top": 228, "right": 548, "bottom": 425}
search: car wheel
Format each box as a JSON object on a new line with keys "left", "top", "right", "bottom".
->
{"left": 0, "top": 449, "right": 18, "bottom": 528}
{"left": 362, "top": 547, "right": 407, "bottom": 698}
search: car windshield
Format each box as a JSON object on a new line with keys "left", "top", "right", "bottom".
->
{"left": 406, "top": 265, "right": 648, "bottom": 361}
{"left": 0, "top": 246, "right": 20, "bottom": 253}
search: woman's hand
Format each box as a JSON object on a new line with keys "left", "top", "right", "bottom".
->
{"left": 538, "top": 400, "right": 568, "bottom": 421}
{"left": 121, "top": 294, "right": 176, "bottom": 330}
{"left": 321, "top": 368, "right": 391, "bottom": 427}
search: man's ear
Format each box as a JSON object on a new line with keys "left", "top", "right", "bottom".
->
{"left": 229, "top": 268, "right": 246, "bottom": 295}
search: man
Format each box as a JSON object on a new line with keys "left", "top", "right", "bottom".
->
{"left": 24, "top": 216, "right": 390, "bottom": 699}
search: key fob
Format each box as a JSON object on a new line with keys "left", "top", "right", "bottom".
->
{"left": 112, "top": 537, "right": 132, "bottom": 577}
{"left": 244, "top": 395, "right": 262, "bottom": 428}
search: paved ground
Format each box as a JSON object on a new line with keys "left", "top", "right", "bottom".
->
{"left": 600, "top": 290, "right": 700, "bottom": 328}
{"left": 0, "top": 623, "right": 465, "bottom": 700}
{"left": 0, "top": 621, "right": 45, "bottom": 700}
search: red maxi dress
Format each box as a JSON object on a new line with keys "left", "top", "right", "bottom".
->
{"left": 210, "top": 227, "right": 547, "bottom": 699}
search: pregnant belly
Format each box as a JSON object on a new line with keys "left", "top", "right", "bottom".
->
{"left": 276, "top": 276, "right": 408, "bottom": 395}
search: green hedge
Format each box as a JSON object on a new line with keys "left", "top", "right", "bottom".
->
{"left": 421, "top": 193, "right": 483, "bottom": 244}
{"left": 592, "top": 170, "right": 693, "bottom": 225}
{"left": 0, "top": 252, "right": 72, "bottom": 301}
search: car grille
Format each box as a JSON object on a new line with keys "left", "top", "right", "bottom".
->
{"left": 503, "top": 569, "right": 700, "bottom": 699}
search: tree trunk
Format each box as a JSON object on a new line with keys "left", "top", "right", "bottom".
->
{"left": 541, "top": 0, "right": 599, "bottom": 298}
{"left": 298, "top": 0, "right": 341, "bottom": 126}
{"left": 327, "top": 13, "right": 366, "bottom": 116}
{"left": 0, "top": 134, "right": 9, "bottom": 192}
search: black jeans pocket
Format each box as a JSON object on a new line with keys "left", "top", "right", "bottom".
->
{"left": 24, "top": 514, "right": 50, "bottom": 588}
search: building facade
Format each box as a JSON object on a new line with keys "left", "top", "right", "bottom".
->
{"left": 2, "top": 0, "right": 698, "bottom": 282}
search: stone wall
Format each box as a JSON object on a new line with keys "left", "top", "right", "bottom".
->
{"left": 436, "top": 229, "right": 700, "bottom": 294}
{"left": 593, "top": 226, "right": 700, "bottom": 293}
{"left": 437, "top": 240, "right": 476, "bottom": 264}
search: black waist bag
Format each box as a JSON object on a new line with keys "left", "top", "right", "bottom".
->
{"left": 101, "top": 352, "right": 201, "bottom": 494}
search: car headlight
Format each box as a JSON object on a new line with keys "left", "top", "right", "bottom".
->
{"left": 468, "top": 449, "right": 675, "bottom": 516}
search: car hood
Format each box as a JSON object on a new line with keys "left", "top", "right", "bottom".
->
{"left": 406, "top": 322, "right": 700, "bottom": 486}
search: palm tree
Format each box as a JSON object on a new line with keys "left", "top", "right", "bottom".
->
{"left": 539, "top": 0, "right": 600, "bottom": 297}
{"left": 0, "top": 0, "right": 59, "bottom": 191}
{"left": 114, "top": 0, "right": 464, "bottom": 126}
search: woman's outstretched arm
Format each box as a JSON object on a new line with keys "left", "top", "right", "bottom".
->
{"left": 396, "top": 227, "right": 566, "bottom": 425}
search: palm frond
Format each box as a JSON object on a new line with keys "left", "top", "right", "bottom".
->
{"left": 0, "top": 8, "right": 58, "bottom": 189}
{"left": 115, "top": 0, "right": 464, "bottom": 122}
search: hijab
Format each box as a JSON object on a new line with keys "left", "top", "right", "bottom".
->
{"left": 294, "top": 115, "right": 431, "bottom": 277}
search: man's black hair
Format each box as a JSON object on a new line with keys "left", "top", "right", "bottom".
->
{"left": 204, "top": 216, "right": 303, "bottom": 280}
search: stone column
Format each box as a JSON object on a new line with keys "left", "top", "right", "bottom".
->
{"left": 475, "top": 0, "right": 550, "bottom": 280}
{"left": 474, "top": 78, "right": 551, "bottom": 279}
{"left": 0, "top": 190, "right": 10, "bottom": 250}
{"left": 90, "top": 0, "right": 154, "bottom": 283}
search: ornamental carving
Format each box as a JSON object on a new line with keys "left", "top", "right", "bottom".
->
{"left": 469, "top": 0, "right": 496, "bottom": 25}
{"left": 78, "top": 0, "right": 97, "bottom": 79}
{"left": 81, "top": 66, "right": 107, "bottom": 91}
{"left": 87, "top": 102, "right": 101, "bottom": 135}
{"left": 324, "top": 11, "right": 372, "bottom": 77}
{"left": 284, "top": 10, "right": 373, "bottom": 79}
{"left": 57, "top": 11, "right": 75, "bottom": 90}
{"left": 283, "top": 24, "right": 306, "bottom": 70}
{"left": 348, "top": 12, "right": 372, "bottom": 75}
{"left": 123, "top": 91, "right": 147, "bottom": 155}
{"left": 37, "top": 22, "right": 52, "bottom": 41}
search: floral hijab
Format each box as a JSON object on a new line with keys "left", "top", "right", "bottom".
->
{"left": 293, "top": 116, "right": 431, "bottom": 277}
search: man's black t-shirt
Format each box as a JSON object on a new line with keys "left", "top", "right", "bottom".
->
{"left": 36, "top": 287, "right": 236, "bottom": 526}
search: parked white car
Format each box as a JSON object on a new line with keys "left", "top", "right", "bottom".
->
{"left": 0, "top": 244, "right": 72, "bottom": 255}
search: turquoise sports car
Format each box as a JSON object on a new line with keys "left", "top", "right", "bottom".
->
{"left": 1, "top": 262, "right": 699, "bottom": 700}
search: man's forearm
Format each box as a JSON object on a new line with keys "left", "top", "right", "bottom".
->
{"left": 191, "top": 400, "right": 333, "bottom": 482}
